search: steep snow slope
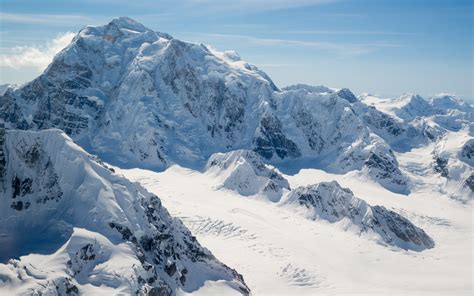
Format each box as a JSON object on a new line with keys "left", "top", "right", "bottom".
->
{"left": 120, "top": 165, "right": 472, "bottom": 295}
{"left": 0, "top": 128, "right": 249, "bottom": 295}
{"left": 206, "top": 150, "right": 290, "bottom": 201}
{"left": 430, "top": 129, "right": 474, "bottom": 200}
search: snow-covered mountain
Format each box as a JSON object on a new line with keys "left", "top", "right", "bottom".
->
{"left": 206, "top": 150, "right": 290, "bottom": 201}
{"left": 281, "top": 181, "right": 434, "bottom": 251}
{"left": 0, "top": 16, "right": 445, "bottom": 193}
{"left": 359, "top": 92, "right": 473, "bottom": 198}
{"left": 360, "top": 93, "right": 473, "bottom": 133}
{"left": 0, "top": 128, "right": 249, "bottom": 295}
{"left": 0, "top": 16, "right": 472, "bottom": 295}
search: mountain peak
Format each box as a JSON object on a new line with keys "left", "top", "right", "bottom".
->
{"left": 392, "top": 93, "right": 430, "bottom": 110}
{"left": 398, "top": 93, "right": 424, "bottom": 102}
{"left": 109, "top": 16, "right": 145, "bottom": 28}
{"left": 106, "top": 16, "right": 161, "bottom": 35}
{"left": 76, "top": 16, "right": 172, "bottom": 43}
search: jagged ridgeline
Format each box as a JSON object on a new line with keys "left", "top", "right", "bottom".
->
{"left": 0, "top": 128, "right": 249, "bottom": 295}
{"left": 205, "top": 150, "right": 434, "bottom": 251}
{"left": 282, "top": 182, "right": 434, "bottom": 251}
{"left": 1, "top": 16, "right": 456, "bottom": 194}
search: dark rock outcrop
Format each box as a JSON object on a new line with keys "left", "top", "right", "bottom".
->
{"left": 283, "top": 181, "right": 434, "bottom": 250}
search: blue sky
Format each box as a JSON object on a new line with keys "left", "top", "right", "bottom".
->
{"left": 0, "top": 0, "right": 472, "bottom": 101}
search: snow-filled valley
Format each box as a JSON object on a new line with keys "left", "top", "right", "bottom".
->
{"left": 0, "top": 17, "right": 473, "bottom": 295}
{"left": 119, "top": 162, "right": 472, "bottom": 295}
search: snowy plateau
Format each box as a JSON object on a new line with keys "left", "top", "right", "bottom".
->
{"left": 0, "top": 17, "right": 473, "bottom": 295}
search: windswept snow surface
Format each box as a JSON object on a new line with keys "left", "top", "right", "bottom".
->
{"left": 120, "top": 164, "right": 473, "bottom": 295}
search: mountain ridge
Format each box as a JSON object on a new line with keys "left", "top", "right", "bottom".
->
{"left": 0, "top": 17, "right": 472, "bottom": 197}
{"left": 0, "top": 127, "right": 250, "bottom": 295}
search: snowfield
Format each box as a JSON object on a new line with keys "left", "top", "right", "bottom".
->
{"left": 119, "top": 163, "right": 473, "bottom": 295}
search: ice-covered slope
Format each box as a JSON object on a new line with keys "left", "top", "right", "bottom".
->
{"left": 281, "top": 181, "right": 434, "bottom": 250}
{"left": 0, "top": 128, "right": 249, "bottom": 295}
{"left": 0, "top": 17, "right": 413, "bottom": 192}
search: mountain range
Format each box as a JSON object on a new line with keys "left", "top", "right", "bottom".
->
{"left": 0, "top": 17, "right": 472, "bottom": 295}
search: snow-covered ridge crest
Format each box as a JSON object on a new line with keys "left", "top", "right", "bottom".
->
{"left": 281, "top": 181, "right": 434, "bottom": 251}
{"left": 0, "top": 128, "right": 249, "bottom": 295}
{"left": 360, "top": 92, "right": 473, "bottom": 129}
{"left": 206, "top": 150, "right": 290, "bottom": 201}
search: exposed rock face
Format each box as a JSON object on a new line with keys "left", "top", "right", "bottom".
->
{"left": 363, "top": 142, "right": 409, "bottom": 194}
{"left": 207, "top": 150, "right": 290, "bottom": 201}
{"left": 0, "top": 129, "right": 249, "bottom": 295}
{"left": 0, "top": 125, "right": 6, "bottom": 188}
{"left": 433, "top": 155, "right": 449, "bottom": 178}
{"left": 254, "top": 114, "right": 301, "bottom": 160}
{"left": 460, "top": 139, "right": 474, "bottom": 166}
{"left": 1, "top": 17, "right": 470, "bottom": 198}
{"left": 282, "top": 181, "right": 434, "bottom": 250}
{"left": 464, "top": 174, "right": 474, "bottom": 192}
{"left": 336, "top": 88, "right": 358, "bottom": 103}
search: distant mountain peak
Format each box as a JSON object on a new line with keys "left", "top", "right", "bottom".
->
{"left": 108, "top": 16, "right": 148, "bottom": 29}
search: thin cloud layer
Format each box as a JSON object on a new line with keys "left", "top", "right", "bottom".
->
{"left": 188, "top": 33, "right": 400, "bottom": 57}
{"left": 0, "top": 32, "right": 75, "bottom": 70}
{"left": 0, "top": 12, "right": 91, "bottom": 25}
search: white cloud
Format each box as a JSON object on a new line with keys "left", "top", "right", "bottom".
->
{"left": 183, "top": 0, "right": 338, "bottom": 11}
{"left": 0, "top": 13, "right": 91, "bottom": 25}
{"left": 188, "top": 33, "right": 400, "bottom": 57}
{"left": 0, "top": 32, "right": 75, "bottom": 70}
